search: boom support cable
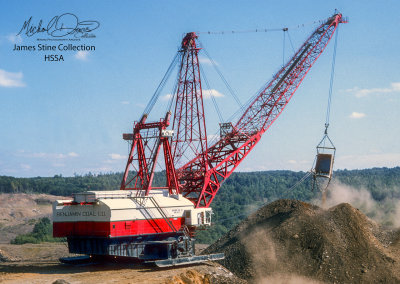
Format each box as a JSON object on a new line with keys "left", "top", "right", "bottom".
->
{"left": 195, "top": 16, "right": 333, "bottom": 35}
{"left": 166, "top": 58, "right": 182, "bottom": 114}
{"left": 142, "top": 52, "right": 180, "bottom": 117}
{"left": 198, "top": 43, "right": 244, "bottom": 110}
{"left": 287, "top": 30, "right": 296, "bottom": 53}
{"left": 199, "top": 64, "right": 224, "bottom": 122}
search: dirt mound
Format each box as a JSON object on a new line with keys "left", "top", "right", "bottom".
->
{"left": 0, "top": 248, "right": 21, "bottom": 262}
{"left": 0, "top": 193, "right": 63, "bottom": 243}
{"left": 204, "top": 199, "right": 400, "bottom": 283}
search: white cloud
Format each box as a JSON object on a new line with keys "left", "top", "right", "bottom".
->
{"left": 22, "top": 152, "right": 78, "bottom": 159}
{"left": 52, "top": 163, "right": 66, "bottom": 168}
{"left": 6, "top": 34, "right": 22, "bottom": 44}
{"left": 336, "top": 153, "right": 400, "bottom": 169}
{"left": 288, "top": 160, "right": 297, "bottom": 164}
{"left": 121, "top": 101, "right": 130, "bottom": 105}
{"left": 349, "top": 112, "right": 366, "bottom": 119}
{"left": 75, "top": 51, "right": 89, "bottom": 61}
{"left": 109, "top": 153, "right": 127, "bottom": 160}
{"left": 81, "top": 166, "right": 114, "bottom": 174}
{"left": 27, "top": 152, "right": 65, "bottom": 159}
{"left": 161, "top": 89, "right": 224, "bottom": 101}
{"left": 43, "top": 153, "right": 66, "bottom": 159}
{"left": 392, "top": 82, "right": 400, "bottom": 91}
{"left": 20, "top": 164, "right": 31, "bottom": 170}
{"left": 203, "top": 89, "right": 224, "bottom": 99}
{"left": 199, "top": 56, "right": 217, "bottom": 66}
{"left": 97, "top": 166, "right": 113, "bottom": 172}
{"left": 0, "top": 69, "right": 25, "bottom": 87}
{"left": 68, "top": 152, "right": 79, "bottom": 157}
{"left": 346, "top": 82, "right": 400, "bottom": 98}
{"left": 207, "top": 134, "right": 220, "bottom": 142}
{"left": 162, "top": 94, "right": 173, "bottom": 101}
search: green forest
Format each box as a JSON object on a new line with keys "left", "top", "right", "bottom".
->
{"left": 1, "top": 167, "right": 400, "bottom": 243}
{"left": 11, "top": 217, "right": 58, "bottom": 244}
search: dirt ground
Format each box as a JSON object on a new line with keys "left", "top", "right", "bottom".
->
{"left": 0, "top": 243, "right": 242, "bottom": 284}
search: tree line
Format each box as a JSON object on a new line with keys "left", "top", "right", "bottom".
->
{"left": 2, "top": 167, "right": 399, "bottom": 243}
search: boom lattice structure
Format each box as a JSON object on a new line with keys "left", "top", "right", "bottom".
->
{"left": 171, "top": 32, "right": 209, "bottom": 171}
{"left": 177, "top": 13, "right": 346, "bottom": 207}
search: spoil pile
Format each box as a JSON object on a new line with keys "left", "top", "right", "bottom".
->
{"left": 204, "top": 199, "right": 400, "bottom": 283}
{"left": 0, "top": 193, "right": 62, "bottom": 243}
{"left": 0, "top": 249, "right": 20, "bottom": 262}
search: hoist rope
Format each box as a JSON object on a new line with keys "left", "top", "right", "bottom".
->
{"left": 324, "top": 25, "right": 339, "bottom": 130}
{"left": 312, "top": 24, "right": 340, "bottom": 192}
{"left": 283, "top": 30, "right": 286, "bottom": 67}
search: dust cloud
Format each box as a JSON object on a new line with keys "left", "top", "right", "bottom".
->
{"left": 243, "top": 228, "right": 277, "bottom": 275}
{"left": 243, "top": 227, "right": 322, "bottom": 284}
{"left": 313, "top": 182, "right": 400, "bottom": 228}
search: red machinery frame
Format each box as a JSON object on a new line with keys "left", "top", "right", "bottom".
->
{"left": 121, "top": 13, "right": 346, "bottom": 208}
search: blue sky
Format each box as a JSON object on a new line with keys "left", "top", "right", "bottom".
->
{"left": 0, "top": 0, "right": 399, "bottom": 177}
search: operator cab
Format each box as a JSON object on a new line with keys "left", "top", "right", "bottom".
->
{"left": 184, "top": 208, "right": 212, "bottom": 226}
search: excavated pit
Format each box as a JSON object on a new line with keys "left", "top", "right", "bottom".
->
{"left": 204, "top": 199, "right": 400, "bottom": 283}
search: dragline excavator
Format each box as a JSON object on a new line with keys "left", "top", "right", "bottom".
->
{"left": 53, "top": 12, "right": 346, "bottom": 267}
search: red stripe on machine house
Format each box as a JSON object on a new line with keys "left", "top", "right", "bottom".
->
{"left": 53, "top": 217, "right": 185, "bottom": 238}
